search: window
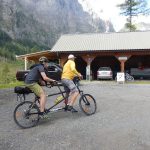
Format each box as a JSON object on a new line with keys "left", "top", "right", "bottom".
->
{"left": 48, "top": 66, "right": 56, "bottom": 71}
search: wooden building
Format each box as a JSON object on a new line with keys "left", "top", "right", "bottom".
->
{"left": 17, "top": 31, "right": 150, "bottom": 80}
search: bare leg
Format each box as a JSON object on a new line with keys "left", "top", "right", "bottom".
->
{"left": 39, "top": 89, "right": 46, "bottom": 112}
{"left": 64, "top": 92, "right": 69, "bottom": 105}
{"left": 68, "top": 91, "right": 79, "bottom": 106}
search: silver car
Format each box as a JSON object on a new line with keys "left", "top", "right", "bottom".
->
{"left": 97, "top": 67, "right": 113, "bottom": 80}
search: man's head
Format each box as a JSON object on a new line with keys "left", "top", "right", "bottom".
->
{"left": 39, "top": 56, "right": 49, "bottom": 68}
{"left": 68, "top": 54, "right": 76, "bottom": 60}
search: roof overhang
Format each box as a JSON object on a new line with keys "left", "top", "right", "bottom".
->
{"left": 16, "top": 50, "right": 58, "bottom": 62}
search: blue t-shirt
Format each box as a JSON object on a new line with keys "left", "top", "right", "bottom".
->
{"left": 25, "top": 64, "right": 45, "bottom": 84}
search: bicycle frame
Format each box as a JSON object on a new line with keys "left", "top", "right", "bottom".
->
{"left": 32, "top": 82, "right": 83, "bottom": 113}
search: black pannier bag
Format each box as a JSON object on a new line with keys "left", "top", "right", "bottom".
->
{"left": 16, "top": 70, "right": 29, "bottom": 81}
{"left": 14, "top": 86, "right": 32, "bottom": 94}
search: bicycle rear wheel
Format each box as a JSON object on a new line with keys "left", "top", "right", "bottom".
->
{"left": 14, "top": 101, "right": 40, "bottom": 128}
{"left": 79, "top": 94, "right": 97, "bottom": 115}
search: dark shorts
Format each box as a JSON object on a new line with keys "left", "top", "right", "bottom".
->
{"left": 61, "top": 79, "right": 78, "bottom": 93}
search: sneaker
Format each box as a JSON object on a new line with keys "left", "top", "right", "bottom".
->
{"left": 63, "top": 105, "right": 68, "bottom": 111}
{"left": 39, "top": 112, "right": 50, "bottom": 120}
{"left": 67, "top": 105, "right": 78, "bottom": 113}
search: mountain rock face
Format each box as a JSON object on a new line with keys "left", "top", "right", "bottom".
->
{"left": 0, "top": 0, "right": 115, "bottom": 48}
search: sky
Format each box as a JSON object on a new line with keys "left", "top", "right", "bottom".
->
{"left": 78, "top": 0, "right": 150, "bottom": 31}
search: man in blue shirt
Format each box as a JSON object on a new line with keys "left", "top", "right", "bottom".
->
{"left": 25, "top": 56, "right": 56, "bottom": 118}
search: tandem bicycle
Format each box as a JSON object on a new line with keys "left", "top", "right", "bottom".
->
{"left": 13, "top": 79, "right": 97, "bottom": 128}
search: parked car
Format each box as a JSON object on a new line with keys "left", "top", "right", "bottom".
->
{"left": 130, "top": 68, "right": 150, "bottom": 79}
{"left": 97, "top": 67, "right": 113, "bottom": 80}
{"left": 46, "top": 63, "right": 62, "bottom": 81}
{"left": 16, "top": 62, "right": 62, "bottom": 81}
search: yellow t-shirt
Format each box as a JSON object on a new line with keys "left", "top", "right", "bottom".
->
{"left": 61, "top": 60, "right": 80, "bottom": 80}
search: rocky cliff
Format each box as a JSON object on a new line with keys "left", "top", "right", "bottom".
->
{"left": 0, "top": 0, "right": 114, "bottom": 51}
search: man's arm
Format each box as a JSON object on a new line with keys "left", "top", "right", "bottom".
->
{"left": 70, "top": 62, "right": 82, "bottom": 78}
{"left": 40, "top": 72, "right": 56, "bottom": 82}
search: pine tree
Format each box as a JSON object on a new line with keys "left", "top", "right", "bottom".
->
{"left": 118, "top": 0, "right": 150, "bottom": 31}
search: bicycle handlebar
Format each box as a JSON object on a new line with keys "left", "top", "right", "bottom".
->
{"left": 46, "top": 81, "right": 60, "bottom": 88}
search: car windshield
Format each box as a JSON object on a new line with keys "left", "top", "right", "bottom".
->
{"left": 99, "top": 67, "right": 111, "bottom": 71}
{"left": 55, "top": 64, "right": 62, "bottom": 69}
{"left": 48, "top": 63, "right": 62, "bottom": 69}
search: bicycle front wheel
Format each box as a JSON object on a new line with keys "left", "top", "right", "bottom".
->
{"left": 14, "top": 101, "right": 40, "bottom": 128}
{"left": 79, "top": 94, "right": 97, "bottom": 115}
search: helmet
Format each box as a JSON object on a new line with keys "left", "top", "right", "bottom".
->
{"left": 39, "top": 56, "right": 49, "bottom": 64}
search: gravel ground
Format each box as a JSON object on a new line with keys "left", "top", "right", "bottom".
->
{"left": 1, "top": 81, "right": 150, "bottom": 150}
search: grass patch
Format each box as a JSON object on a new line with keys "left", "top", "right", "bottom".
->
{"left": 0, "top": 60, "right": 24, "bottom": 89}
{"left": 0, "top": 60, "right": 36, "bottom": 89}
{"left": 0, "top": 81, "right": 24, "bottom": 89}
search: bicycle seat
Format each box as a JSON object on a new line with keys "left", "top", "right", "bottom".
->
{"left": 73, "top": 76, "right": 80, "bottom": 84}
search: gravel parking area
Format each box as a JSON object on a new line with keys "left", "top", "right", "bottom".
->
{"left": 1, "top": 81, "right": 150, "bottom": 150}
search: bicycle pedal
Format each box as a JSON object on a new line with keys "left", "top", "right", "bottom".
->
{"left": 44, "top": 109, "right": 50, "bottom": 113}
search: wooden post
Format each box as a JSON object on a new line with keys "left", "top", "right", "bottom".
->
{"left": 25, "top": 57, "right": 28, "bottom": 70}
{"left": 118, "top": 56, "right": 128, "bottom": 72}
{"left": 59, "top": 55, "right": 67, "bottom": 67}
{"left": 86, "top": 63, "right": 91, "bottom": 81}
{"left": 85, "top": 56, "right": 94, "bottom": 81}
{"left": 120, "top": 60, "right": 125, "bottom": 72}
